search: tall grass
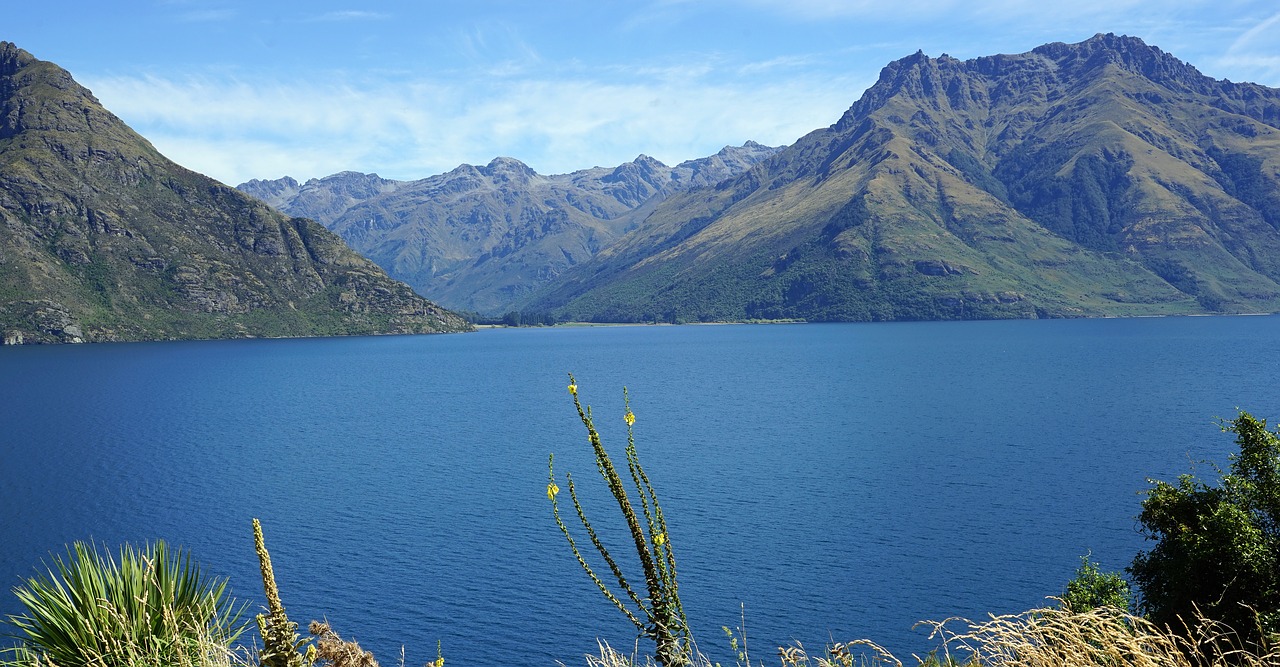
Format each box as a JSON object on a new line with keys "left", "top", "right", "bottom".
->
{"left": 581, "top": 606, "right": 1280, "bottom": 667}
{"left": 3, "top": 541, "right": 247, "bottom": 667}
{"left": 916, "top": 605, "right": 1280, "bottom": 667}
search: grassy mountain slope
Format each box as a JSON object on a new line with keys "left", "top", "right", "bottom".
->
{"left": 526, "top": 34, "right": 1280, "bottom": 322}
{"left": 0, "top": 42, "right": 469, "bottom": 343}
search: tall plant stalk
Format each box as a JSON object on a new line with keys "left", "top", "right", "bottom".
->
{"left": 548, "top": 373, "right": 691, "bottom": 666}
{"left": 252, "top": 518, "right": 314, "bottom": 667}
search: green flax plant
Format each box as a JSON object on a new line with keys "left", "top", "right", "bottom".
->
{"left": 4, "top": 540, "right": 246, "bottom": 667}
{"left": 548, "top": 374, "right": 692, "bottom": 667}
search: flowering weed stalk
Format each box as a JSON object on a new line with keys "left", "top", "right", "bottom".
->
{"left": 252, "top": 519, "right": 315, "bottom": 667}
{"left": 549, "top": 374, "right": 691, "bottom": 666}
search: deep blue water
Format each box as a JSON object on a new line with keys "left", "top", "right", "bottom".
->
{"left": 3, "top": 317, "right": 1280, "bottom": 666}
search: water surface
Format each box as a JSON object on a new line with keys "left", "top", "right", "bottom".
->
{"left": 3, "top": 317, "right": 1278, "bottom": 665}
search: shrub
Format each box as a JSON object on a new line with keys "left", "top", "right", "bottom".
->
{"left": 1060, "top": 553, "right": 1131, "bottom": 613}
{"left": 1129, "top": 411, "right": 1280, "bottom": 646}
{"left": 4, "top": 540, "right": 246, "bottom": 667}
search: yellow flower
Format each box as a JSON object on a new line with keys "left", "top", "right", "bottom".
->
{"left": 624, "top": 410, "right": 635, "bottom": 426}
{"left": 547, "top": 481, "right": 560, "bottom": 500}
{"left": 654, "top": 532, "right": 666, "bottom": 546}
{"left": 433, "top": 659, "right": 444, "bottom": 667}
{"left": 568, "top": 383, "right": 577, "bottom": 395}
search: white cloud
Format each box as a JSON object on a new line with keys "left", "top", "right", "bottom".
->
{"left": 661, "top": 0, "right": 1159, "bottom": 22}
{"left": 1193, "top": 7, "right": 1280, "bottom": 85}
{"left": 73, "top": 0, "right": 1268, "bottom": 188}
{"left": 83, "top": 61, "right": 868, "bottom": 185}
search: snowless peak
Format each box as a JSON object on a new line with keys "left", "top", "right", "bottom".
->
{"left": 633, "top": 154, "right": 668, "bottom": 169}
{"left": 486, "top": 156, "right": 534, "bottom": 172}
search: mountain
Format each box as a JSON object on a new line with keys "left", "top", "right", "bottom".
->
{"left": 0, "top": 42, "right": 468, "bottom": 343}
{"left": 239, "top": 142, "right": 779, "bottom": 314}
{"left": 524, "top": 34, "right": 1280, "bottom": 322}
{"left": 238, "top": 171, "right": 406, "bottom": 225}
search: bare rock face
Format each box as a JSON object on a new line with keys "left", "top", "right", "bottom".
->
{"left": 0, "top": 42, "right": 470, "bottom": 343}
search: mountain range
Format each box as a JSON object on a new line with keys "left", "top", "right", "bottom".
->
{"left": 6, "top": 33, "right": 1279, "bottom": 342}
{"left": 0, "top": 42, "right": 468, "bottom": 343}
{"left": 246, "top": 33, "right": 1280, "bottom": 323}
{"left": 239, "top": 143, "right": 779, "bottom": 314}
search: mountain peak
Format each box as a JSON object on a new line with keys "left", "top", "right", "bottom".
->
{"left": 1032, "top": 32, "right": 1207, "bottom": 90}
{"left": 0, "top": 41, "right": 35, "bottom": 76}
{"left": 525, "top": 35, "right": 1280, "bottom": 323}
{"left": 482, "top": 156, "right": 538, "bottom": 184}
{"left": 485, "top": 156, "right": 534, "bottom": 171}
{"left": 838, "top": 33, "right": 1218, "bottom": 130}
{"left": 632, "top": 154, "right": 668, "bottom": 169}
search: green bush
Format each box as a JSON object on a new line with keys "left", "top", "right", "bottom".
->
{"left": 1060, "top": 553, "right": 1130, "bottom": 613}
{"left": 1129, "top": 411, "right": 1280, "bottom": 645}
{"left": 4, "top": 540, "right": 247, "bottom": 667}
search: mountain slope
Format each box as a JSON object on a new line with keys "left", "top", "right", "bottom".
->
{"left": 0, "top": 42, "right": 468, "bottom": 343}
{"left": 526, "top": 34, "right": 1280, "bottom": 322}
{"left": 240, "top": 143, "right": 779, "bottom": 314}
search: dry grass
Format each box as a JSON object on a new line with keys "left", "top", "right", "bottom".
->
{"left": 931, "top": 604, "right": 1280, "bottom": 665}
{"left": 918, "top": 606, "right": 1279, "bottom": 667}
{"left": 577, "top": 606, "right": 1280, "bottom": 667}
{"left": 308, "top": 621, "right": 380, "bottom": 667}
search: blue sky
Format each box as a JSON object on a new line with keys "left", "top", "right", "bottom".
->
{"left": 7, "top": 1, "right": 1280, "bottom": 185}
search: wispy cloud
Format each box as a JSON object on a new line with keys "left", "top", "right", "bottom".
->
{"left": 70, "top": 0, "right": 1269, "bottom": 188}
{"left": 1228, "top": 9, "right": 1280, "bottom": 53}
{"left": 308, "top": 10, "right": 390, "bottom": 22}
{"left": 453, "top": 22, "right": 543, "bottom": 71}
{"left": 83, "top": 59, "right": 866, "bottom": 185}
{"left": 177, "top": 8, "right": 236, "bottom": 22}
{"left": 661, "top": 0, "right": 1191, "bottom": 25}
{"left": 1200, "top": 8, "right": 1280, "bottom": 84}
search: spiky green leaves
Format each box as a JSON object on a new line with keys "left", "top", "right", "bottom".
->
{"left": 6, "top": 540, "right": 245, "bottom": 667}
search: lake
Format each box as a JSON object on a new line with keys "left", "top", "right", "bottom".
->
{"left": 2, "top": 317, "right": 1279, "bottom": 666}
